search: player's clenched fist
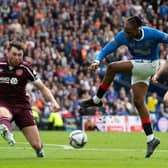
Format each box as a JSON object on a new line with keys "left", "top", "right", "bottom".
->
{"left": 88, "top": 60, "right": 100, "bottom": 72}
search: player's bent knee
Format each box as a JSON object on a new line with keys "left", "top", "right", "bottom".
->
{"left": 0, "top": 107, "right": 12, "bottom": 118}
{"left": 107, "top": 63, "right": 115, "bottom": 73}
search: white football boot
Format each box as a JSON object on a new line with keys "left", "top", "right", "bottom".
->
{"left": 0, "top": 124, "right": 16, "bottom": 146}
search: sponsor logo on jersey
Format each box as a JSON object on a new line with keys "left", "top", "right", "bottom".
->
{"left": 0, "top": 77, "right": 18, "bottom": 85}
{"left": 10, "top": 77, "right": 18, "bottom": 85}
{"left": 0, "top": 77, "right": 10, "bottom": 83}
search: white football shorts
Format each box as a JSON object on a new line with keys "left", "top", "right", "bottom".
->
{"left": 131, "top": 59, "right": 160, "bottom": 85}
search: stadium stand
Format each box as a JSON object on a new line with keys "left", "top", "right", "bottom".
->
{"left": 0, "top": 0, "right": 167, "bottom": 130}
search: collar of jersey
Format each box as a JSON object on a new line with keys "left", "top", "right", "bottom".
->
{"left": 134, "top": 27, "right": 144, "bottom": 41}
{"left": 8, "top": 66, "right": 14, "bottom": 70}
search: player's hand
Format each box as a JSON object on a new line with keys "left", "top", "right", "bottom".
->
{"left": 151, "top": 74, "right": 159, "bottom": 83}
{"left": 88, "top": 60, "right": 100, "bottom": 72}
{"left": 163, "top": 91, "right": 168, "bottom": 104}
{"left": 50, "top": 102, "right": 60, "bottom": 112}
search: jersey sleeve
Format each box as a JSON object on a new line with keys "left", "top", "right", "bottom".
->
{"left": 21, "top": 64, "right": 39, "bottom": 82}
{"left": 96, "top": 31, "right": 124, "bottom": 61}
{"left": 30, "top": 70, "right": 39, "bottom": 82}
{"left": 154, "top": 29, "right": 168, "bottom": 43}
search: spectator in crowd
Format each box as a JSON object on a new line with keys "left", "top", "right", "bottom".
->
{"left": 0, "top": 0, "right": 167, "bottom": 133}
{"left": 159, "top": 103, "right": 168, "bottom": 118}
{"left": 48, "top": 111, "right": 64, "bottom": 130}
{"left": 84, "top": 117, "right": 99, "bottom": 131}
{"left": 147, "top": 92, "right": 159, "bottom": 129}
{"left": 32, "top": 105, "right": 40, "bottom": 126}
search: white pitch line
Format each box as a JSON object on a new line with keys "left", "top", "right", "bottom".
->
{"left": 0, "top": 142, "right": 167, "bottom": 153}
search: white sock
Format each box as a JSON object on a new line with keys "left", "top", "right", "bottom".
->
{"left": 93, "top": 95, "right": 101, "bottom": 104}
{"left": 147, "top": 134, "right": 154, "bottom": 142}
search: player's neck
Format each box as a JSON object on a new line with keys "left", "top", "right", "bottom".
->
{"left": 136, "top": 29, "right": 142, "bottom": 39}
{"left": 134, "top": 28, "right": 143, "bottom": 41}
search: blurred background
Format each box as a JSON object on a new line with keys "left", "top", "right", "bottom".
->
{"left": 0, "top": 0, "right": 168, "bottom": 132}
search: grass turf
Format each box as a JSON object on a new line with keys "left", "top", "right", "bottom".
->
{"left": 0, "top": 131, "right": 167, "bottom": 168}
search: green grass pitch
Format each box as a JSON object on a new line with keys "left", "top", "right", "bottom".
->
{"left": 0, "top": 131, "right": 168, "bottom": 168}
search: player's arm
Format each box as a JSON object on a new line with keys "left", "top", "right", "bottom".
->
{"left": 163, "top": 91, "right": 168, "bottom": 105}
{"left": 151, "top": 29, "right": 168, "bottom": 82}
{"left": 33, "top": 79, "right": 60, "bottom": 111}
{"left": 152, "top": 60, "right": 168, "bottom": 83}
{"left": 23, "top": 64, "right": 60, "bottom": 111}
{"left": 89, "top": 31, "right": 123, "bottom": 72}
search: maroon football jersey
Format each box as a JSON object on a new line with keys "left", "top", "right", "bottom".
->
{"left": 0, "top": 58, "right": 38, "bottom": 109}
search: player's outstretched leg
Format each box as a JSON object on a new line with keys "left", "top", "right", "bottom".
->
{"left": 145, "top": 137, "right": 160, "bottom": 158}
{"left": 0, "top": 124, "right": 15, "bottom": 146}
{"left": 22, "top": 125, "right": 45, "bottom": 158}
{"left": 79, "top": 98, "right": 103, "bottom": 108}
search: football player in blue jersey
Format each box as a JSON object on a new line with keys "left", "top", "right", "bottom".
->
{"left": 80, "top": 16, "right": 168, "bottom": 158}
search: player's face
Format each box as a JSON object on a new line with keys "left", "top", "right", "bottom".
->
{"left": 124, "top": 23, "right": 139, "bottom": 40}
{"left": 7, "top": 47, "right": 24, "bottom": 66}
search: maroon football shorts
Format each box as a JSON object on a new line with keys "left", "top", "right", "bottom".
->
{"left": 0, "top": 103, "right": 36, "bottom": 129}
{"left": 12, "top": 108, "right": 36, "bottom": 129}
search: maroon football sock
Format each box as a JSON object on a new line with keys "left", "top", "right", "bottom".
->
{"left": 0, "top": 117, "right": 12, "bottom": 132}
{"left": 97, "top": 82, "right": 109, "bottom": 98}
{"left": 141, "top": 117, "right": 153, "bottom": 136}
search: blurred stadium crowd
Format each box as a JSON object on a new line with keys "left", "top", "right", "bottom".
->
{"left": 0, "top": 0, "right": 168, "bottom": 130}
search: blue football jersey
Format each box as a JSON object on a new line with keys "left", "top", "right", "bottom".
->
{"left": 96, "top": 26, "right": 168, "bottom": 61}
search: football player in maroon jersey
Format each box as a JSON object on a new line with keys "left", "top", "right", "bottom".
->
{"left": 0, "top": 41, "right": 60, "bottom": 157}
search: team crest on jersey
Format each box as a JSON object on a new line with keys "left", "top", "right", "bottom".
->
{"left": 16, "top": 69, "right": 23, "bottom": 76}
{"left": 10, "top": 77, "right": 18, "bottom": 85}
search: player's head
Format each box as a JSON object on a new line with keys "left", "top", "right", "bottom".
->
{"left": 7, "top": 40, "right": 25, "bottom": 66}
{"left": 124, "top": 16, "right": 143, "bottom": 40}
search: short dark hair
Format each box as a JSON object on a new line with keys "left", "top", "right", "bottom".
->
{"left": 8, "top": 40, "right": 25, "bottom": 52}
{"left": 127, "top": 16, "right": 143, "bottom": 28}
